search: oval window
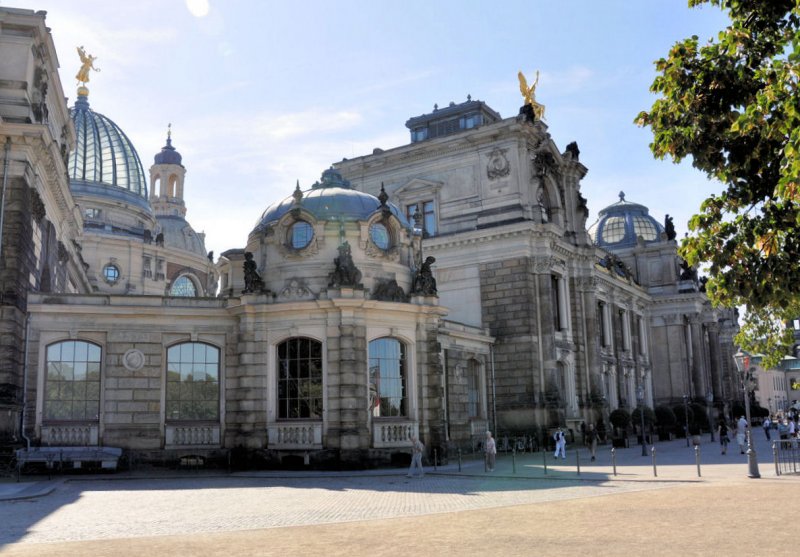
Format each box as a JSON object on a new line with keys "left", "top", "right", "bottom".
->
{"left": 290, "top": 221, "right": 314, "bottom": 249}
{"left": 370, "top": 223, "right": 390, "bottom": 250}
{"left": 103, "top": 264, "right": 120, "bottom": 284}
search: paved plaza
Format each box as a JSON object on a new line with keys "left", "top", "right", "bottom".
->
{"left": 0, "top": 434, "right": 797, "bottom": 556}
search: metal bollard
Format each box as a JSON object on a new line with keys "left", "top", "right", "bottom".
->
{"left": 651, "top": 446, "right": 657, "bottom": 477}
{"left": 512, "top": 447, "right": 516, "bottom": 474}
{"left": 543, "top": 447, "right": 548, "bottom": 475}
{"left": 458, "top": 447, "right": 462, "bottom": 473}
{"left": 773, "top": 441, "right": 779, "bottom": 477}
{"left": 576, "top": 451, "right": 580, "bottom": 476}
{"left": 434, "top": 448, "right": 438, "bottom": 471}
{"left": 695, "top": 445, "right": 701, "bottom": 477}
{"left": 611, "top": 447, "right": 617, "bottom": 476}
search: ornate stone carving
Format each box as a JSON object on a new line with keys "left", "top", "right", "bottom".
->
{"left": 372, "top": 278, "right": 408, "bottom": 302}
{"left": 242, "top": 251, "right": 266, "bottom": 294}
{"left": 122, "top": 349, "right": 145, "bottom": 371}
{"left": 532, "top": 256, "right": 556, "bottom": 274}
{"left": 411, "top": 256, "right": 437, "bottom": 296}
{"left": 533, "top": 150, "right": 558, "bottom": 178}
{"left": 486, "top": 148, "right": 510, "bottom": 180}
{"left": 280, "top": 278, "right": 312, "bottom": 300}
{"left": 328, "top": 242, "right": 362, "bottom": 288}
{"left": 599, "top": 253, "right": 633, "bottom": 280}
{"left": 564, "top": 141, "right": 580, "bottom": 161}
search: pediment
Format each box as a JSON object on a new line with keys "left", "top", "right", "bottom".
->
{"left": 394, "top": 178, "right": 443, "bottom": 199}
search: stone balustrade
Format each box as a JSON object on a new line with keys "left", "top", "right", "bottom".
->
{"left": 372, "top": 420, "right": 417, "bottom": 448}
{"left": 165, "top": 424, "right": 220, "bottom": 447}
{"left": 267, "top": 422, "right": 323, "bottom": 449}
{"left": 41, "top": 424, "right": 99, "bottom": 446}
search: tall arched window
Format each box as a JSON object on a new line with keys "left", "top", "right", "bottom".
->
{"left": 45, "top": 340, "right": 101, "bottom": 421}
{"left": 277, "top": 337, "right": 323, "bottom": 419}
{"left": 166, "top": 342, "right": 220, "bottom": 421}
{"left": 369, "top": 337, "right": 407, "bottom": 417}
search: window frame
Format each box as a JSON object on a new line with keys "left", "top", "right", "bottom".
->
{"left": 276, "top": 337, "right": 323, "bottom": 420}
{"left": 165, "top": 341, "right": 221, "bottom": 422}
{"left": 43, "top": 340, "right": 102, "bottom": 422}
{"left": 368, "top": 337, "right": 407, "bottom": 419}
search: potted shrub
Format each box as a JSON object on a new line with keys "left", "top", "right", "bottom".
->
{"left": 631, "top": 406, "right": 656, "bottom": 444}
{"left": 609, "top": 408, "right": 631, "bottom": 448}
{"left": 655, "top": 405, "right": 677, "bottom": 441}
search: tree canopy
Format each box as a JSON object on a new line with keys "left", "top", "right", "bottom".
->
{"left": 636, "top": 0, "right": 800, "bottom": 367}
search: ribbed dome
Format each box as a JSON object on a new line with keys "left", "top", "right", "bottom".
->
{"left": 154, "top": 136, "right": 183, "bottom": 166}
{"left": 254, "top": 168, "right": 409, "bottom": 231}
{"left": 69, "top": 94, "right": 148, "bottom": 199}
{"left": 157, "top": 215, "right": 206, "bottom": 257}
{"left": 588, "top": 191, "right": 664, "bottom": 248}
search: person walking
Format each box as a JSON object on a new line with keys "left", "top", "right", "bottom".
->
{"left": 485, "top": 431, "right": 497, "bottom": 471}
{"left": 736, "top": 415, "right": 748, "bottom": 454}
{"left": 553, "top": 427, "right": 566, "bottom": 459}
{"left": 762, "top": 416, "right": 772, "bottom": 441}
{"left": 717, "top": 419, "right": 730, "bottom": 455}
{"left": 586, "top": 423, "right": 598, "bottom": 462}
{"left": 407, "top": 435, "right": 425, "bottom": 478}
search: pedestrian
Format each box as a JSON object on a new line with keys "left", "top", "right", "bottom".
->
{"left": 580, "top": 421, "right": 587, "bottom": 446}
{"left": 717, "top": 419, "right": 730, "bottom": 455}
{"left": 736, "top": 415, "right": 748, "bottom": 454}
{"left": 553, "top": 427, "right": 566, "bottom": 459}
{"left": 586, "top": 423, "right": 598, "bottom": 462}
{"left": 485, "top": 431, "right": 497, "bottom": 471}
{"left": 762, "top": 416, "right": 771, "bottom": 440}
{"left": 407, "top": 435, "right": 425, "bottom": 478}
{"left": 789, "top": 418, "right": 796, "bottom": 438}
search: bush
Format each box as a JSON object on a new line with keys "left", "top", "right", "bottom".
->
{"left": 655, "top": 405, "right": 677, "bottom": 428}
{"left": 673, "top": 404, "right": 693, "bottom": 436}
{"left": 609, "top": 408, "right": 631, "bottom": 431}
{"left": 631, "top": 406, "right": 656, "bottom": 426}
{"left": 689, "top": 403, "right": 708, "bottom": 429}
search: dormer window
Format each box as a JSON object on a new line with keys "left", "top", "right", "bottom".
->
{"left": 369, "top": 222, "right": 390, "bottom": 250}
{"left": 289, "top": 220, "right": 314, "bottom": 249}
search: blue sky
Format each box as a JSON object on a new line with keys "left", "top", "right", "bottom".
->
{"left": 6, "top": 0, "right": 732, "bottom": 258}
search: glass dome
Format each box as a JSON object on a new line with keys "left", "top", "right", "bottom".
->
{"left": 69, "top": 94, "right": 148, "bottom": 199}
{"left": 588, "top": 191, "right": 665, "bottom": 248}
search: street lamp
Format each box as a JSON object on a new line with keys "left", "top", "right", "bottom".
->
{"left": 706, "top": 390, "right": 715, "bottom": 442}
{"left": 637, "top": 385, "right": 647, "bottom": 456}
{"left": 683, "top": 394, "right": 690, "bottom": 447}
{"left": 732, "top": 349, "right": 761, "bottom": 479}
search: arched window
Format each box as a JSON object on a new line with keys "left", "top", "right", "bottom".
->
{"left": 170, "top": 275, "right": 197, "bottom": 297}
{"left": 467, "top": 359, "right": 481, "bottom": 419}
{"left": 369, "top": 222, "right": 390, "bottom": 250}
{"left": 277, "top": 337, "right": 323, "bottom": 419}
{"left": 369, "top": 337, "right": 406, "bottom": 417}
{"left": 166, "top": 342, "right": 220, "bottom": 421}
{"left": 45, "top": 340, "right": 101, "bottom": 421}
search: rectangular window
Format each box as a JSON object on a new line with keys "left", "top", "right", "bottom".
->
{"left": 407, "top": 201, "right": 437, "bottom": 238}
{"left": 551, "top": 275, "right": 561, "bottom": 331}
{"left": 277, "top": 338, "right": 323, "bottom": 420}
{"left": 369, "top": 338, "right": 406, "bottom": 418}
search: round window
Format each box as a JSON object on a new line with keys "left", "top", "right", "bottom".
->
{"left": 103, "top": 264, "right": 120, "bottom": 284}
{"left": 290, "top": 221, "right": 314, "bottom": 249}
{"left": 370, "top": 223, "right": 390, "bottom": 250}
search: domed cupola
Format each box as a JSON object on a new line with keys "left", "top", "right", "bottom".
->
{"left": 254, "top": 167, "right": 410, "bottom": 232}
{"left": 69, "top": 93, "right": 149, "bottom": 202}
{"left": 153, "top": 131, "right": 183, "bottom": 166}
{"left": 588, "top": 191, "right": 665, "bottom": 249}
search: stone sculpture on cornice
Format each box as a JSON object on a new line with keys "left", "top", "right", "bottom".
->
{"left": 518, "top": 70, "right": 545, "bottom": 121}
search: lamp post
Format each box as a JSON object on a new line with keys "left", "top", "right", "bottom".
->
{"left": 733, "top": 349, "right": 761, "bottom": 479}
{"left": 706, "top": 390, "right": 715, "bottom": 442}
{"left": 637, "top": 385, "right": 647, "bottom": 456}
{"left": 683, "top": 394, "right": 690, "bottom": 447}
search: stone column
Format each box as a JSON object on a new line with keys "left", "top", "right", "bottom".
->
{"left": 688, "top": 317, "right": 707, "bottom": 397}
{"left": 706, "top": 322, "right": 723, "bottom": 399}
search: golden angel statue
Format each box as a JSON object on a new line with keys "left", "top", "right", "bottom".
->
{"left": 518, "top": 70, "right": 545, "bottom": 120}
{"left": 75, "top": 46, "right": 100, "bottom": 85}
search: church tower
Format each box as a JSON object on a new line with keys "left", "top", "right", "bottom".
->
{"left": 150, "top": 124, "right": 187, "bottom": 218}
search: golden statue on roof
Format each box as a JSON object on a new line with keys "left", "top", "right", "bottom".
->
{"left": 76, "top": 46, "right": 100, "bottom": 95}
{"left": 518, "top": 70, "right": 545, "bottom": 120}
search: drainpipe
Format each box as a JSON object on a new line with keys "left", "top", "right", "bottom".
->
{"left": 1, "top": 137, "right": 10, "bottom": 262}
{"left": 21, "top": 313, "right": 31, "bottom": 450}
{"left": 490, "top": 344, "right": 497, "bottom": 435}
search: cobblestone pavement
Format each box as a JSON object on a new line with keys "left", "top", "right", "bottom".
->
{"left": 0, "top": 473, "right": 686, "bottom": 545}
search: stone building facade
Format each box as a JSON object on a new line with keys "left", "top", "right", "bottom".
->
{"left": 1, "top": 7, "right": 737, "bottom": 468}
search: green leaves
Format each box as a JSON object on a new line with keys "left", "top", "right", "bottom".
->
{"left": 638, "top": 0, "right": 800, "bottom": 362}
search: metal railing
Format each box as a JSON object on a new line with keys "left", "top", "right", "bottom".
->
{"left": 773, "top": 439, "right": 800, "bottom": 476}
